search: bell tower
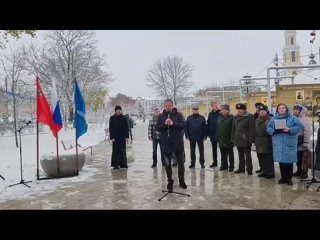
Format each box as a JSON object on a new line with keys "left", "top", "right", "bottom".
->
{"left": 282, "top": 30, "right": 302, "bottom": 75}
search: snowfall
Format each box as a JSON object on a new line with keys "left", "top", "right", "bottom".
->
{"left": 0, "top": 124, "right": 106, "bottom": 204}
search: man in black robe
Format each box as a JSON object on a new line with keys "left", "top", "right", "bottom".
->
{"left": 109, "top": 105, "right": 129, "bottom": 169}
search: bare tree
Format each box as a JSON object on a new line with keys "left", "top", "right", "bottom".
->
{"left": 146, "top": 55, "right": 193, "bottom": 105}
{"left": 1, "top": 47, "right": 29, "bottom": 147}
{"left": 108, "top": 93, "right": 136, "bottom": 114}
{"left": 23, "top": 30, "right": 112, "bottom": 126}
{"left": 0, "top": 30, "right": 36, "bottom": 49}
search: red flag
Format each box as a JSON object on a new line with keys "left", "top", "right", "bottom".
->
{"left": 37, "top": 77, "right": 58, "bottom": 138}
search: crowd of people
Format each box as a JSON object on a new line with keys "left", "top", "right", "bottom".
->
{"left": 109, "top": 99, "right": 312, "bottom": 192}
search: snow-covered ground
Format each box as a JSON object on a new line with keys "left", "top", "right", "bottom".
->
{"left": 0, "top": 125, "right": 106, "bottom": 203}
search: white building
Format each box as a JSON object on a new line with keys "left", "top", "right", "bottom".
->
{"left": 282, "top": 30, "right": 302, "bottom": 76}
{"left": 135, "top": 97, "right": 164, "bottom": 116}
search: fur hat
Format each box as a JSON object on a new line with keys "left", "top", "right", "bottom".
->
{"left": 221, "top": 104, "right": 230, "bottom": 111}
{"left": 255, "top": 102, "right": 263, "bottom": 108}
{"left": 257, "top": 104, "right": 268, "bottom": 111}
{"left": 236, "top": 103, "right": 246, "bottom": 110}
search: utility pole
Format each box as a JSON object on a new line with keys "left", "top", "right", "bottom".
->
{"left": 273, "top": 54, "right": 280, "bottom": 85}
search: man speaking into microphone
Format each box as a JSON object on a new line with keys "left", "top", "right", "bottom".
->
{"left": 156, "top": 99, "right": 187, "bottom": 192}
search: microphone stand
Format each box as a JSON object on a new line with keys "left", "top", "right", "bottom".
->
{"left": 8, "top": 121, "right": 32, "bottom": 188}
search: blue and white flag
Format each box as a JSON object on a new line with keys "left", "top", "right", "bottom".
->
{"left": 74, "top": 79, "right": 88, "bottom": 139}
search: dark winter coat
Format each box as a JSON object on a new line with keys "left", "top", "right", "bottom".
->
{"left": 255, "top": 115, "right": 272, "bottom": 153}
{"left": 207, "top": 110, "right": 221, "bottom": 142}
{"left": 109, "top": 113, "right": 129, "bottom": 167}
{"left": 217, "top": 114, "right": 234, "bottom": 148}
{"left": 185, "top": 114, "right": 207, "bottom": 141}
{"left": 109, "top": 114, "right": 129, "bottom": 141}
{"left": 231, "top": 112, "right": 255, "bottom": 147}
{"left": 156, "top": 108, "right": 185, "bottom": 154}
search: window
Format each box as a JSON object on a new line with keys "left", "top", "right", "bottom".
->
{"left": 292, "top": 51, "right": 296, "bottom": 62}
{"left": 291, "top": 37, "right": 294, "bottom": 45}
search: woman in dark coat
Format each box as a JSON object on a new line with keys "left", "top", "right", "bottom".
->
{"left": 109, "top": 105, "right": 129, "bottom": 169}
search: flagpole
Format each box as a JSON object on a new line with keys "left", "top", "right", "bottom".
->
{"left": 56, "top": 134, "right": 60, "bottom": 177}
{"left": 76, "top": 114, "right": 79, "bottom": 176}
{"left": 75, "top": 79, "right": 79, "bottom": 176}
{"left": 37, "top": 105, "right": 40, "bottom": 180}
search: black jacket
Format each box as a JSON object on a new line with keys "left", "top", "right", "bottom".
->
{"left": 207, "top": 110, "right": 220, "bottom": 142}
{"left": 156, "top": 108, "right": 185, "bottom": 154}
{"left": 185, "top": 114, "right": 206, "bottom": 141}
{"left": 255, "top": 115, "right": 272, "bottom": 153}
{"left": 109, "top": 114, "right": 129, "bottom": 141}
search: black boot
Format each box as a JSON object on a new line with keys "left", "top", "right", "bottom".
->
{"left": 300, "top": 171, "right": 308, "bottom": 179}
{"left": 179, "top": 180, "right": 187, "bottom": 189}
{"left": 293, "top": 157, "right": 303, "bottom": 176}
{"left": 292, "top": 171, "right": 302, "bottom": 177}
{"left": 209, "top": 162, "right": 217, "bottom": 168}
{"left": 167, "top": 179, "right": 174, "bottom": 192}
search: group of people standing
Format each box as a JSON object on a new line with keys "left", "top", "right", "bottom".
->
{"left": 108, "top": 98, "right": 312, "bottom": 193}
{"left": 148, "top": 99, "right": 311, "bottom": 191}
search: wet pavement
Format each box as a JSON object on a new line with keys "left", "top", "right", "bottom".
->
{"left": 1, "top": 122, "right": 320, "bottom": 209}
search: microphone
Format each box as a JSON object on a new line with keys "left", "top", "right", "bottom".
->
{"left": 167, "top": 113, "right": 170, "bottom": 137}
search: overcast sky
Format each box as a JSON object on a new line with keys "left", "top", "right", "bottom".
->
{"left": 4, "top": 30, "right": 318, "bottom": 99}
{"left": 95, "top": 30, "right": 319, "bottom": 99}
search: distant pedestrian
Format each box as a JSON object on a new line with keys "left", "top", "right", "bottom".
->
{"left": 125, "top": 113, "right": 134, "bottom": 143}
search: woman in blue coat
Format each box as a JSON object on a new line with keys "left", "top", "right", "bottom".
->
{"left": 266, "top": 103, "right": 303, "bottom": 185}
